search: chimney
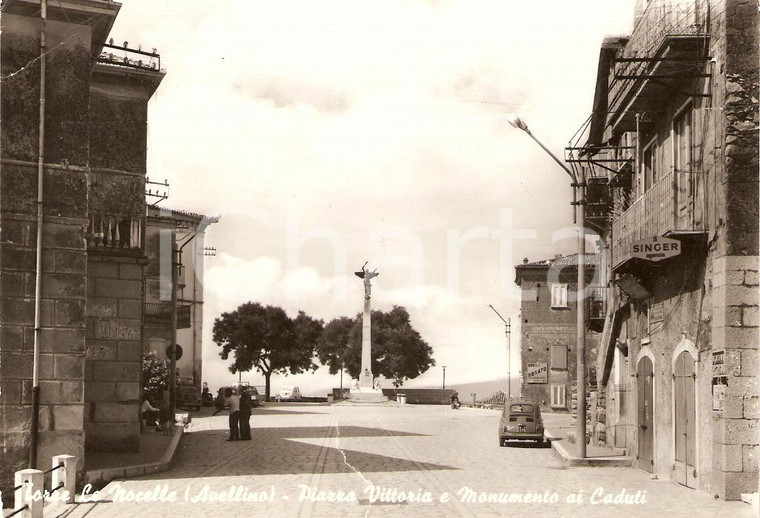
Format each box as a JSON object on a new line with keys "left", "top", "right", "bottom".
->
{"left": 522, "top": 258, "right": 529, "bottom": 265}
{"left": 554, "top": 254, "right": 562, "bottom": 259}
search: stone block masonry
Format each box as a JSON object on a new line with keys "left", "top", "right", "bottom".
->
{"left": 711, "top": 254, "right": 760, "bottom": 500}
{"left": 85, "top": 256, "right": 145, "bottom": 453}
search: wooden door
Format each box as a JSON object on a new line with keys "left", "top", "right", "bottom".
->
{"left": 637, "top": 356, "right": 654, "bottom": 473}
{"left": 674, "top": 351, "right": 697, "bottom": 488}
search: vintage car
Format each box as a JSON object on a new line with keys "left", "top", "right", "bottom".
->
{"left": 214, "top": 385, "right": 261, "bottom": 409}
{"left": 275, "top": 386, "right": 302, "bottom": 402}
{"left": 499, "top": 400, "right": 544, "bottom": 446}
{"left": 176, "top": 385, "right": 202, "bottom": 411}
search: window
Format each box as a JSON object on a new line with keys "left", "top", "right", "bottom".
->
{"left": 674, "top": 107, "right": 692, "bottom": 173}
{"left": 551, "top": 344, "right": 567, "bottom": 370}
{"left": 551, "top": 384, "right": 566, "bottom": 409}
{"left": 642, "top": 137, "right": 658, "bottom": 193}
{"left": 550, "top": 283, "right": 568, "bottom": 308}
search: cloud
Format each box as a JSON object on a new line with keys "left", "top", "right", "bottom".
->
{"left": 111, "top": 0, "right": 635, "bottom": 392}
{"left": 235, "top": 76, "right": 351, "bottom": 113}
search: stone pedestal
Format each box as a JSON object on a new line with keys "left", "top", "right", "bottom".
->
{"left": 349, "top": 387, "right": 388, "bottom": 403}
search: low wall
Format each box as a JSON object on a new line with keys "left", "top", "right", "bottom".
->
{"left": 381, "top": 388, "right": 455, "bottom": 405}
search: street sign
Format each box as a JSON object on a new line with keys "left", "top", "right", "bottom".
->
{"left": 631, "top": 235, "right": 681, "bottom": 262}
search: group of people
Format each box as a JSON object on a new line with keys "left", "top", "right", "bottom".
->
{"left": 215, "top": 386, "right": 253, "bottom": 441}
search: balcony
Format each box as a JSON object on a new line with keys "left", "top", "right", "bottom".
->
{"left": 145, "top": 302, "right": 191, "bottom": 329}
{"left": 607, "top": 0, "right": 711, "bottom": 132}
{"left": 87, "top": 213, "right": 143, "bottom": 253}
{"left": 611, "top": 169, "right": 705, "bottom": 269}
{"left": 586, "top": 286, "right": 606, "bottom": 333}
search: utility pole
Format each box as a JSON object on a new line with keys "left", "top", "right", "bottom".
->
{"left": 442, "top": 366, "right": 447, "bottom": 390}
{"left": 489, "top": 305, "right": 511, "bottom": 401}
{"left": 508, "top": 116, "right": 587, "bottom": 458}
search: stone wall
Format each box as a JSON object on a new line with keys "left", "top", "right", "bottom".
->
{"left": 85, "top": 258, "right": 144, "bottom": 452}
{"left": 0, "top": 13, "right": 92, "bottom": 501}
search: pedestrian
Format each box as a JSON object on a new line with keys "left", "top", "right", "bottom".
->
{"left": 226, "top": 387, "right": 240, "bottom": 441}
{"left": 141, "top": 392, "right": 161, "bottom": 432}
{"left": 239, "top": 386, "right": 252, "bottom": 440}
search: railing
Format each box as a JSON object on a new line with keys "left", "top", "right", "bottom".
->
{"left": 9, "top": 455, "right": 77, "bottom": 517}
{"left": 611, "top": 169, "right": 704, "bottom": 267}
{"left": 97, "top": 42, "right": 161, "bottom": 72}
{"left": 587, "top": 286, "right": 607, "bottom": 320}
{"left": 608, "top": 0, "right": 710, "bottom": 112}
{"left": 87, "top": 213, "right": 143, "bottom": 251}
{"left": 145, "top": 302, "right": 191, "bottom": 329}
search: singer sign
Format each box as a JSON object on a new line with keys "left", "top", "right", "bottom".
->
{"left": 631, "top": 236, "right": 681, "bottom": 262}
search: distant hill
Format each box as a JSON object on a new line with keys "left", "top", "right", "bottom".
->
{"left": 418, "top": 378, "right": 520, "bottom": 404}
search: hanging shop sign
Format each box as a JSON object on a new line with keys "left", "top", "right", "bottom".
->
{"left": 712, "top": 350, "right": 727, "bottom": 412}
{"left": 631, "top": 235, "right": 681, "bottom": 262}
{"left": 526, "top": 362, "right": 548, "bottom": 384}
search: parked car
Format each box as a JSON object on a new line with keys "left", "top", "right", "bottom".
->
{"left": 176, "top": 385, "right": 202, "bottom": 411}
{"left": 214, "top": 385, "right": 261, "bottom": 409}
{"left": 275, "top": 386, "right": 302, "bottom": 402}
{"left": 499, "top": 400, "right": 544, "bottom": 446}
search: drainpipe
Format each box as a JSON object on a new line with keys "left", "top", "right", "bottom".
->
{"left": 30, "top": 0, "right": 48, "bottom": 469}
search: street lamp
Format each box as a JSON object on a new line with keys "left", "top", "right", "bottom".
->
{"left": 508, "top": 116, "right": 587, "bottom": 458}
{"left": 442, "top": 366, "right": 447, "bottom": 390}
{"left": 488, "top": 305, "right": 512, "bottom": 401}
{"left": 169, "top": 215, "right": 219, "bottom": 420}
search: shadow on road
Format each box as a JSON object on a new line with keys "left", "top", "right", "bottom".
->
{"left": 138, "top": 424, "right": 456, "bottom": 480}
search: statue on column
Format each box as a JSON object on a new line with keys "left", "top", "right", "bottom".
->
{"left": 355, "top": 261, "right": 379, "bottom": 300}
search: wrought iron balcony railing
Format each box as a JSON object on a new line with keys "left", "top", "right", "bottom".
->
{"left": 608, "top": 0, "right": 710, "bottom": 117}
{"left": 611, "top": 169, "right": 705, "bottom": 268}
{"left": 144, "top": 302, "right": 191, "bottom": 329}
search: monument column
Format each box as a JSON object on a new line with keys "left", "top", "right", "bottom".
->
{"left": 359, "top": 287, "right": 373, "bottom": 388}
{"left": 354, "top": 263, "right": 380, "bottom": 393}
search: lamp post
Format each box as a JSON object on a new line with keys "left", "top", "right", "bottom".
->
{"left": 168, "top": 216, "right": 219, "bottom": 420}
{"left": 442, "top": 366, "right": 447, "bottom": 390}
{"left": 508, "top": 116, "right": 587, "bottom": 458}
{"left": 489, "top": 305, "right": 512, "bottom": 401}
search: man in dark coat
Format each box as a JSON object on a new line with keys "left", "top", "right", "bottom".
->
{"left": 239, "top": 386, "right": 252, "bottom": 440}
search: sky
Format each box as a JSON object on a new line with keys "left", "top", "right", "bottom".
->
{"left": 110, "top": 0, "right": 635, "bottom": 396}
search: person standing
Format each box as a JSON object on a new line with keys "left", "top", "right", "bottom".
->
{"left": 239, "top": 386, "right": 252, "bottom": 440}
{"left": 226, "top": 387, "right": 241, "bottom": 441}
{"left": 141, "top": 392, "right": 161, "bottom": 432}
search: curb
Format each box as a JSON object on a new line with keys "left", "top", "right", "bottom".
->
{"left": 83, "top": 424, "right": 184, "bottom": 488}
{"left": 544, "top": 429, "right": 633, "bottom": 467}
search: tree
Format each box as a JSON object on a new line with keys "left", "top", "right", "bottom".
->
{"left": 212, "top": 302, "right": 323, "bottom": 400}
{"left": 316, "top": 306, "right": 435, "bottom": 387}
{"left": 142, "top": 351, "right": 170, "bottom": 400}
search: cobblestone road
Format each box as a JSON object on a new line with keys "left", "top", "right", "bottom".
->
{"left": 64, "top": 404, "right": 753, "bottom": 518}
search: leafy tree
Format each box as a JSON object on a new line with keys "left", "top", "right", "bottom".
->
{"left": 142, "top": 351, "right": 171, "bottom": 399}
{"left": 212, "top": 302, "right": 323, "bottom": 399}
{"left": 316, "top": 306, "right": 434, "bottom": 387}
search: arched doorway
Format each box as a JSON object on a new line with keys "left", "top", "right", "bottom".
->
{"left": 674, "top": 350, "right": 696, "bottom": 488}
{"left": 637, "top": 355, "right": 654, "bottom": 473}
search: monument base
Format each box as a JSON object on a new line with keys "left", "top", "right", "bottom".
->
{"left": 348, "top": 388, "right": 389, "bottom": 403}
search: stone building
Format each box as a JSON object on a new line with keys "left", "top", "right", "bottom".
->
{"left": 568, "top": 0, "right": 758, "bottom": 500}
{"left": 144, "top": 207, "right": 216, "bottom": 393}
{"left": 0, "top": 0, "right": 164, "bottom": 494}
{"left": 514, "top": 254, "right": 602, "bottom": 412}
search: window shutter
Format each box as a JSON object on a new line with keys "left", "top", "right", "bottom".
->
{"left": 550, "top": 284, "right": 568, "bottom": 308}
{"left": 551, "top": 344, "right": 567, "bottom": 370}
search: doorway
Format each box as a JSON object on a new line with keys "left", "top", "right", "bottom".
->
{"left": 674, "top": 350, "right": 697, "bottom": 488}
{"left": 637, "top": 356, "right": 654, "bottom": 473}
